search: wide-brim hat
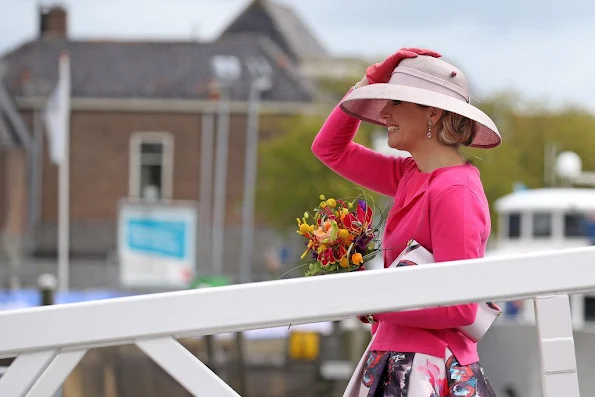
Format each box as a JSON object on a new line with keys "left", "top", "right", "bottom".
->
{"left": 340, "top": 56, "right": 501, "bottom": 149}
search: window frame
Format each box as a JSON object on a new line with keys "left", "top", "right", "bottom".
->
{"left": 128, "top": 132, "right": 174, "bottom": 200}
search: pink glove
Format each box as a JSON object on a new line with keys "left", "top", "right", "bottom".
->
{"left": 366, "top": 48, "right": 442, "bottom": 84}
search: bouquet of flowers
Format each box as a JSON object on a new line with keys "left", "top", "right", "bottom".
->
{"left": 295, "top": 193, "right": 387, "bottom": 277}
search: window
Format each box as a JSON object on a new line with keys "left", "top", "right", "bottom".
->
{"left": 508, "top": 213, "right": 521, "bottom": 239}
{"left": 564, "top": 213, "right": 585, "bottom": 237}
{"left": 585, "top": 296, "right": 595, "bottom": 322}
{"left": 129, "top": 133, "right": 173, "bottom": 200}
{"left": 532, "top": 212, "right": 552, "bottom": 237}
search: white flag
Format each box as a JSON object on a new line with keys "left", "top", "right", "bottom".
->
{"left": 42, "top": 52, "right": 70, "bottom": 164}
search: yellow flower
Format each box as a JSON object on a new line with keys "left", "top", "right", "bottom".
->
{"left": 348, "top": 202, "right": 353, "bottom": 208}
{"left": 339, "top": 257, "right": 349, "bottom": 268}
{"left": 338, "top": 229, "right": 350, "bottom": 240}
{"left": 318, "top": 244, "right": 328, "bottom": 253}
{"left": 299, "top": 223, "right": 311, "bottom": 234}
{"left": 341, "top": 208, "right": 349, "bottom": 215}
{"left": 351, "top": 253, "right": 363, "bottom": 265}
{"left": 326, "top": 198, "right": 337, "bottom": 208}
{"left": 319, "top": 194, "right": 325, "bottom": 200}
{"left": 304, "top": 212, "right": 309, "bottom": 219}
{"left": 320, "top": 202, "right": 327, "bottom": 208}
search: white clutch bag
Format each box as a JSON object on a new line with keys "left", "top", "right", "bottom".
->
{"left": 388, "top": 239, "right": 502, "bottom": 343}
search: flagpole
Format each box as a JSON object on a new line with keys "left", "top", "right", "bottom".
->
{"left": 57, "top": 52, "right": 71, "bottom": 292}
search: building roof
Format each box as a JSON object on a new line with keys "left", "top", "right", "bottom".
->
{"left": 0, "top": 34, "right": 317, "bottom": 103}
{"left": 494, "top": 188, "right": 595, "bottom": 213}
{"left": 218, "top": 0, "right": 328, "bottom": 62}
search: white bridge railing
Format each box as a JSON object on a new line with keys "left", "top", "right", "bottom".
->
{"left": 1, "top": 246, "right": 595, "bottom": 397}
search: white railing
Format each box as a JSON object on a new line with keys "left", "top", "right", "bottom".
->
{"left": 1, "top": 246, "right": 595, "bottom": 397}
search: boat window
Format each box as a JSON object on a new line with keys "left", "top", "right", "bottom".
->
{"left": 508, "top": 213, "right": 521, "bottom": 238}
{"left": 564, "top": 213, "right": 585, "bottom": 237}
{"left": 532, "top": 212, "right": 551, "bottom": 237}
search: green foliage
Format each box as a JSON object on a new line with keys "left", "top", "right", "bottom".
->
{"left": 466, "top": 94, "right": 595, "bottom": 230}
{"left": 255, "top": 114, "right": 380, "bottom": 231}
{"left": 317, "top": 78, "right": 357, "bottom": 102}
{"left": 256, "top": 91, "right": 595, "bottom": 235}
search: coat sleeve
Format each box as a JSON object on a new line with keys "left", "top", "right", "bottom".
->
{"left": 312, "top": 88, "right": 408, "bottom": 197}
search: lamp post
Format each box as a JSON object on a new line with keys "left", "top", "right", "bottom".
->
{"left": 197, "top": 112, "right": 214, "bottom": 276}
{"left": 210, "top": 55, "right": 241, "bottom": 277}
{"left": 238, "top": 57, "right": 272, "bottom": 284}
{"left": 37, "top": 273, "right": 62, "bottom": 397}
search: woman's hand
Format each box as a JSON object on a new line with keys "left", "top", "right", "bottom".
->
{"left": 365, "top": 48, "right": 442, "bottom": 84}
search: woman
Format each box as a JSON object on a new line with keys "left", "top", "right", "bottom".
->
{"left": 312, "top": 48, "right": 500, "bottom": 396}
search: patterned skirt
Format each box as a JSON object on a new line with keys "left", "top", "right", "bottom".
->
{"left": 360, "top": 348, "right": 497, "bottom": 397}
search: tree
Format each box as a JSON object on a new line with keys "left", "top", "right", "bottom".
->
{"left": 256, "top": 86, "right": 595, "bottom": 236}
{"left": 467, "top": 93, "right": 595, "bottom": 230}
{"left": 255, "top": 112, "right": 381, "bottom": 231}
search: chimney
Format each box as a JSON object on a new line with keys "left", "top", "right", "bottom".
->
{"left": 39, "top": 5, "right": 68, "bottom": 39}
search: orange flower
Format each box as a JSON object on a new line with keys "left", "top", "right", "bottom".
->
{"left": 313, "top": 228, "right": 332, "bottom": 243}
{"left": 351, "top": 253, "right": 363, "bottom": 265}
{"left": 343, "top": 235, "right": 355, "bottom": 246}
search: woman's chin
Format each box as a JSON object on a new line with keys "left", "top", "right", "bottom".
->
{"left": 387, "top": 139, "right": 404, "bottom": 151}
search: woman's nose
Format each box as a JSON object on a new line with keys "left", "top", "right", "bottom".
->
{"left": 379, "top": 102, "right": 392, "bottom": 119}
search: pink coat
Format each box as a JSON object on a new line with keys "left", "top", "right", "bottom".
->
{"left": 311, "top": 90, "right": 491, "bottom": 366}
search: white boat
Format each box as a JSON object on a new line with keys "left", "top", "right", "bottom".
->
{"left": 486, "top": 187, "right": 595, "bottom": 323}
{"left": 488, "top": 187, "right": 595, "bottom": 257}
{"left": 473, "top": 186, "right": 595, "bottom": 396}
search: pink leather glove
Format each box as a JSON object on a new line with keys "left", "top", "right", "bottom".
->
{"left": 366, "top": 48, "right": 442, "bottom": 84}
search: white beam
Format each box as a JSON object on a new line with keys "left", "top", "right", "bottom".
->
{"left": 534, "top": 295, "right": 580, "bottom": 397}
{"left": 136, "top": 337, "right": 240, "bottom": 397}
{"left": 0, "top": 350, "right": 57, "bottom": 396}
{"left": 26, "top": 349, "right": 87, "bottom": 397}
{"left": 1, "top": 247, "right": 595, "bottom": 357}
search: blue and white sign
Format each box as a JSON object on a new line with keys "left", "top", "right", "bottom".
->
{"left": 118, "top": 200, "right": 197, "bottom": 288}
{"left": 0, "top": 289, "right": 131, "bottom": 312}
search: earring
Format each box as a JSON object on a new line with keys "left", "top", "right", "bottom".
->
{"left": 427, "top": 120, "right": 433, "bottom": 139}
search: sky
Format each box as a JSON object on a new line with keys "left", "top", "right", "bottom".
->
{"left": 2, "top": 0, "right": 595, "bottom": 111}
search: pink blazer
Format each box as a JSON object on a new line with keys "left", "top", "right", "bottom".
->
{"left": 311, "top": 89, "right": 491, "bottom": 365}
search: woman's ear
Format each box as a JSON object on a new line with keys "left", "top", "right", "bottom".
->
{"left": 429, "top": 107, "right": 444, "bottom": 126}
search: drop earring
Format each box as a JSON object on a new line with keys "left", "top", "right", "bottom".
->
{"left": 427, "top": 120, "right": 433, "bottom": 139}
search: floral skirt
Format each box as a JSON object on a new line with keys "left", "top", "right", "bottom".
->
{"left": 360, "top": 349, "right": 497, "bottom": 397}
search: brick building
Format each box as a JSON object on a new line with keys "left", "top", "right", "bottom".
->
{"left": 0, "top": 3, "right": 326, "bottom": 290}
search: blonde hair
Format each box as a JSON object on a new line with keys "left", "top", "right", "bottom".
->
{"left": 438, "top": 111, "right": 477, "bottom": 147}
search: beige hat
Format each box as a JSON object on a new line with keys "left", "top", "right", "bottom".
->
{"left": 340, "top": 56, "right": 501, "bottom": 149}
